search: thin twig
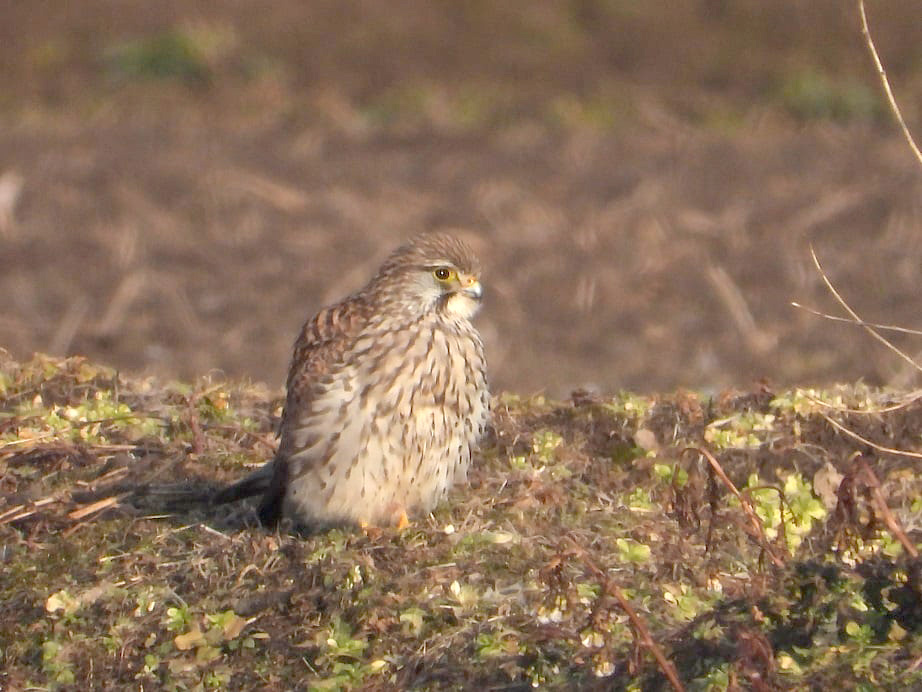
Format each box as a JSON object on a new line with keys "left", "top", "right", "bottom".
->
{"left": 801, "top": 388, "right": 922, "bottom": 415}
{"left": 567, "top": 537, "right": 685, "bottom": 692}
{"left": 68, "top": 495, "right": 126, "bottom": 521}
{"left": 859, "top": 1, "right": 922, "bottom": 168}
{"left": 0, "top": 432, "right": 63, "bottom": 451}
{"left": 857, "top": 457, "right": 919, "bottom": 558}
{"left": 809, "top": 246, "right": 922, "bottom": 374}
{"left": 692, "top": 447, "right": 786, "bottom": 568}
{"left": 0, "top": 496, "right": 61, "bottom": 525}
{"left": 791, "top": 302, "right": 922, "bottom": 336}
{"left": 819, "top": 411, "right": 922, "bottom": 460}
{"left": 200, "top": 524, "right": 232, "bottom": 541}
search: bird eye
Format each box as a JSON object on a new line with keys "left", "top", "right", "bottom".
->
{"left": 433, "top": 267, "right": 454, "bottom": 281}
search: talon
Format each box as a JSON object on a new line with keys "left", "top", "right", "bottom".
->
{"left": 396, "top": 511, "right": 410, "bottom": 530}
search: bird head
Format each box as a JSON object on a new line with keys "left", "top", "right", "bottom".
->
{"left": 374, "top": 234, "right": 484, "bottom": 320}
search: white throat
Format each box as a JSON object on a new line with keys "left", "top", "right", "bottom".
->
{"left": 444, "top": 293, "right": 481, "bottom": 320}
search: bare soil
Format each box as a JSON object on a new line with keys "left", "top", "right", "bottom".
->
{"left": 1, "top": 1, "right": 921, "bottom": 397}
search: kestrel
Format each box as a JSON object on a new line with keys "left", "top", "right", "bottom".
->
{"left": 215, "top": 233, "right": 490, "bottom": 529}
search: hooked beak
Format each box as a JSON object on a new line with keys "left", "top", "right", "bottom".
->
{"left": 460, "top": 275, "right": 483, "bottom": 301}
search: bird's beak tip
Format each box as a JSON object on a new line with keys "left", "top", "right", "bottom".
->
{"left": 463, "top": 280, "right": 483, "bottom": 301}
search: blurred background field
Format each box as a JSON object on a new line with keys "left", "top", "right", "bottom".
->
{"left": 1, "top": 0, "right": 921, "bottom": 396}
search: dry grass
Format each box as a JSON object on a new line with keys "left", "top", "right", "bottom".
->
{"left": 2, "top": 354, "right": 922, "bottom": 689}
{"left": 3, "top": 6, "right": 922, "bottom": 687}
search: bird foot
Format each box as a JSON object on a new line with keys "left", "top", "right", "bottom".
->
{"left": 357, "top": 509, "right": 410, "bottom": 533}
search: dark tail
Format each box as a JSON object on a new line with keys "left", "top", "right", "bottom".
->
{"left": 211, "top": 463, "right": 274, "bottom": 505}
{"left": 212, "top": 459, "right": 288, "bottom": 527}
{"left": 257, "top": 456, "right": 288, "bottom": 526}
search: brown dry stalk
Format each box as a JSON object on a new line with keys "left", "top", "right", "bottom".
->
{"left": 809, "top": 246, "right": 922, "bottom": 375}
{"left": 800, "top": 388, "right": 922, "bottom": 415}
{"left": 692, "top": 447, "right": 786, "bottom": 568}
{"left": 857, "top": 457, "right": 919, "bottom": 559}
{"left": 607, "top": 581, "right": 684, "bottom": 691}
{"left": 791, "top": 302, "right": 922, "bottom": 338}
{"left": 817, "top": 411, "right": 921, "bottom": 557}
{"left": 819, "top": 411, "right": 922, "bottom": 460}
{"left": 567, "top": 537, "right": 685, "bottom": 692}
{"left": 67, "top": 495, "right": 124, "bottom": 521}
{"left": 0, "top": 496, "right": 60, "bottom": 525}
{"left": 858, "top": 1, "right": 922, "bottom": 168}
{"left": 185, "top": 394, "right": 206, "bottom": 455}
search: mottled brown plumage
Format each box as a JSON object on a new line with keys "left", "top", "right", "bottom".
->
{"left": 214, "top": 234, "right": 490, "bottom": 529}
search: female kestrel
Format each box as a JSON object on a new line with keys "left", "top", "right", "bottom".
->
{"left": 215, "top": 234, "right": 490, "bottom": 529}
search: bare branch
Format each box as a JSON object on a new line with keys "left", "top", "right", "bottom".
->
{"left": 690, "top": 447, "right": 787, "bottom": 568}
{"left": 791, "top": 302, "right": 922, "bottom": 336}
{"left": 819, "top": 411, "right": 922, "bottom": 460}
{"left": 859, "top": 1, "right": 922, "bottom": 168}
{"left": 809, "top": 246, "right": 922, "bottom": 374}
{"left": 857, "top": 457, "right": 919, "bottom": 558}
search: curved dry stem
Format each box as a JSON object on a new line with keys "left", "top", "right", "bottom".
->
{"left": 810, "top": 246, "right": 922, "bottom": 375}
{"left": 820, "top": 411, "right": 922, "bottom": 460}
{"left": 801, "top": 388, "right": 922, "bottom": 415}
{"left": 689, "top": 446, "right": 786, "bottom": 568}
{"left": 857, "top": 457, "right": 919, "bottom": 559}
{"left": 791, "top": 302, "right": 922, "bottom": 337}
{"left": 568, "top": 537, "right": 686, "bottom": 692}
{"left": 859, "top": 1, "right": 922, "bottom": 168}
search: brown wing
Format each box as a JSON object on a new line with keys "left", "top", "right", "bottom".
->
{"left": 258, "top": 294, "right": 373, "bottom": 524}
{"left": 278, "top": 294, "right": 372, "bottom": 454}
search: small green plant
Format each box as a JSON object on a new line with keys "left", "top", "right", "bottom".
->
{"left": 777, "top": 68, "right": 880, "bottom": 123}
{"left": 4, "top": 390, "right": 160, "bottom": 446}
{"left": 601, "top": 392, "right": 651, "bottom": 418}
{"left": 770, "top": 387, "right": 856, "bottom": 415}
{"left": 624, "top": 486, "right": 655, "bottom": 511}
{"left": 105, "top": 30, "right": 212, "bottom": 85}
{"left": 170, "top": 609, "right": 250, "bottom": 664}
{"left": 399, "top": 607, "right": 426, "bottom": 636}
{"left": 663, "top": 583, "right": 714, "bottom": 622}
{"left": 41, "top": 639, "right": 76, "bottom": 684}
{"left": 738, "top": 472, "right": 826, "bottom": 552}
{"left": 165, "top": 605, "right": 194, "bottom": 633}
{"left": 475, "top": 628, "right": 523, "bottom": 659}
{"left": 309, "top": 617, "right": 387, "bottom": 689}
{"left": 705, "top": 412, "right": 776, "bottom": 450}
{"left": 616, "top": 537, "right": 651, "bottom": 564}
{"left": 532, "top": 429, "right": 564, "bottom": 462}
{"left": 45, "top": 589, "right": 80, "bottom": 617}
{"left": 137, "top": 653, "right": 161, "bottom": 680}
{"left": 446, "top": 579, "right": 481, "bottom": 614}
{"left": 692, "top": 662, "right": 732, "bottom": 691}
{"left": 653, "top": 462, "right": 688, "bottom": 487}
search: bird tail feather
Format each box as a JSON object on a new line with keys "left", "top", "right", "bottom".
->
{"left": 212, "top": 463, "right": 274, "bottom": 505}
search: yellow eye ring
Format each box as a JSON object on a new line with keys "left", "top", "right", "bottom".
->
{"left": 433, "top": 267, "right": 454, "bottom": 281}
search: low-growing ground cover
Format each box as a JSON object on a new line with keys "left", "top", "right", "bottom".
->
{"left": 2, "top": 353, "right": 921, "bottom": 689}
